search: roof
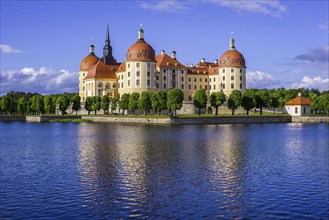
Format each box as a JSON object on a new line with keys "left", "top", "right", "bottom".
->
{"left": 219, "top": 49, "right": 246, "bottom": 68}
{"left": 80, "top": 54, "right": 99, "bottom": 71}
{"left": 155, "top": 53, "right": 186, "bottom": 69}
{"left": 126, "top": 39, "right": 156, "bottom": 62}
{"left": 116, "top": 61, "right": 126, "bottom": 72}
{"left": 83, "top": 59, "right": 118, "bottom": 80}
{"left": 285, "top": 96, "right": 312, "bottom": 106}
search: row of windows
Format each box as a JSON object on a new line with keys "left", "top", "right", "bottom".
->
{"left": 222, "top": 69, "right": 243, "bottom": 73}
{"left": 163, "top": 69, "right": 185, "bottom": 74}
{"left": 127, "top": 63, "right": 153, "bottom": 68}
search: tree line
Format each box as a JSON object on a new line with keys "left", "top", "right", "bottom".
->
{"left": 0, "top": 88, "right": 328, "bottom": 116}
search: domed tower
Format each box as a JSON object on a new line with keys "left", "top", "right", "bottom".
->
{"left": 79, "top": 42, "right": 99, "bottom": 101}
{"left": 117, "top": 23, "right": 157, "bottom": 97}
{"left": 218, "top": 33, "right": 246, "bottom": 96}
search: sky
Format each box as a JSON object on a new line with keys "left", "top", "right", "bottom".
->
{"left": 1, "top": 0, "right": 328, "bottom": 95}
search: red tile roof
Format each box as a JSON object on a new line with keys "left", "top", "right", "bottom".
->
{"left": 83, "top": 59, "right": 118, "bottom": 80}
{"left": 285, "top": 96, "right": 312, "bottom": 106}
{"left": 155, "top": 53, "right": 186, "bottom": 68}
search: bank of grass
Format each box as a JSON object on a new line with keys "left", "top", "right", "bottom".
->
{"left": 85, "top": 114, "right": 170, "bottom": 118}
{"left": 176, "top": 112, "right": 290, "bottom": 118}
{"left": 49, "top": 118, "right": 92, "bottom": 123}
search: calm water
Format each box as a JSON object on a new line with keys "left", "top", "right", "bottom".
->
{"left": 0, "top": 122, "right": 328, "bottom": 219}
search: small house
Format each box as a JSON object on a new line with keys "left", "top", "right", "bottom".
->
{"left": 285, "top": 93, "right": 312, "bottom": 116}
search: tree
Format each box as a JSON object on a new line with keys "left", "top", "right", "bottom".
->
{"left": 241, "top": 93, "right": 255, "bottom": 115}
{"left": 17, "top": 97, "right": 27, "bottom": 115}
{"left": 111, "top": 98, "right": 118, "bottom": 113}
{"left": 255, "top": 90, "right": 269, "bottom": 115}
{"left": 167, "top": 88, "right": 184, "bottom": 116}
{"left": 119, "top": 93, "right": 130, "bottom": 115}
{"left": 129, "top": 92, "right": 140, "bottom": 114}
{"left": 227, "top": 90, "right": 242, "bottom": 115}
{"left": 30, "top": 95, "right": 44, "bottom": 115}
{"left": 91, "top": 96, "right": 101, "bottom": 115}
{"left": 138, "top": 91, "right": 152, "bottom": 115}
{"left": 0, "top": 96, "right": 14, "bottom": 115}
{"left": 71, "top": 95, "right": 81, "bottom": 115}
{"left": 317, "top": 94, "right": 329, "bottom": 115}
{"left": 209, "top": 91, "right": 226, "bottom": 115}
{"left": 151, "top": 91, "right": 167, "bottom": 115}
{"left": 44, "top": 96, "right": 55, "bottom": 115}
{"left": 193, "top": 89, "right": 207, "bottom": 116}
{"left": 101, "top": 96, "right": 110, "bottom": 114}
{"left": 85, "top": 97, "right": 93, "bottom": 115}
{"left": 57, "top": 95, "right": 70, "bottom": 115}
{"left": 269, "top": 93, "right": 280, "bottom": 114}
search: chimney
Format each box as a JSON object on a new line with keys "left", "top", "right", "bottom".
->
{"left": 201, "top": 58, "right": 205, "bottom": 63}
{"left": 172, "top": 50, "right": 176, "bottom": 59}
{"left": 298, "top": 93, "right": 302, "bottom": 97}
{"left": 214, "top": 59, "right": 218, "bottom": 64}
{"left": 161, "top": 50, "right": 165, "bottom": 55}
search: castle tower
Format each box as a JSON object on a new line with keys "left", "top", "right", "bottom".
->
{"left": 103, "top": 23, "right": 117, "bottom": 65}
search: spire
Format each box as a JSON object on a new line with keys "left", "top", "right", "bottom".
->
{"left": 138, "top": 22, "right": 144, "bottom": 40}
{"left": 229, "top": 32, "right": 235, "bottom": 50}
{"left": 103, "top": 23, "right": 117, "bottom": 65}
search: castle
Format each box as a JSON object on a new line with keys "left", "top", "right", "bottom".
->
{"left": 78, "top": 24, "right": 246, "bottom": 102}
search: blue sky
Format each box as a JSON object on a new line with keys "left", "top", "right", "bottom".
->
{"left": 1, "top": 0, "right": 328, "bottom": 95}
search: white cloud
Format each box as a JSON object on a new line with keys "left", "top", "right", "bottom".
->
{"left": 295, "top": 45, "right": 329, "bottom": 63}
{"left": 0, "top": 44, "right": 22, "bottom": 53}
{"left": 138, "top": 0, "right": 188, "bottom": 13}
{"left": 0, "top": 67, "right": 78, "bottom": 94}
{"left": 247, "top": 71, "right": 281, "bottom": 89}
{"left": 137, "top": 0, "right": 287, "bottom": 17}
{"left": 291, "top": 76, "right": 329, "bottom": 91}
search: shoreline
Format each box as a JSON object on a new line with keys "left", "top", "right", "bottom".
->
{"left": 1, "top": 115, "right": 329, "bottom": 124}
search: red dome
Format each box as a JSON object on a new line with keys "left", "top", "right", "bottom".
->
{"left": 219, "top": 50, "right": 246, "bottom": 68}
{"left": 126, "top": 39, "right": 155, "bottom": 62}
{"left": 80, "top": 54, "right": 99, "bottom": 71}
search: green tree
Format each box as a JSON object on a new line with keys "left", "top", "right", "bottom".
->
{"left": 85, "top": 97, "right": 93, "bottom": 115}
{"left": 227, "top": 90, "right": 242, "bottom": 115}
{"left": 167, "top": 88, "right": 184, "bottom": 116}
{"left": 193, "top": 89, "right": 207, "bottom": 116}
{"left": 241, "top": 93, "right": 254, "bottom": 115}
{"left": 101, "top": 95, "right": 110, "bottom": 114}
{"left": 57, "top": 95, "right": 70, "bottom": 115}
{"left": 44, "top": 95, "right": 55, "bottom": 115}
{"left": 151, "top": 91, "right": 167, "bottom": 115}
{"left": 255, "top": 90, "right": 269, "bottom": 115}
{"left": 30, "top": 95, "right": 44, "bottom": 115}
{"left": 209, "top": 91, "right": 226, "bottom": 115}
{"left": 71, "top": 95, "right": 81, "bottom": 115}
{"left": 269, "top": 93, "right": 280, "bottom": 114}
{"left": 111, "top": 98, "right": 118, "bottom": 113}
{"left": 92, "top": 96, "right": 101, "bottom": 115}
{"left": 0, "top": 96, "right": 14, "bottom": 115}
{"left": 318, "top": 94, "right": 329, "bottom": 115}
{"left": 17, "top": 97, "right": 27, "bottom": 115}
{"left": 119, "top": 93, "right": 130, "bottom": 115}
{"left": 138, "top": 91, "right": 152, "bottom": 115}
{"left": 129, "top": 92, "right": 140, "bottom": 114}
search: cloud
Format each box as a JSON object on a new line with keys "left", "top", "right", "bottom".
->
{"left": 137, "top": 0, "right": 287, "bottom": 17}
{"left": 137, "top": 0, "right": 188, "bottom": 13}
{"left": 295, "top": 45, "right": 329, "bottom": 63}
{"left": 0, "top": 44, "right": 22, "bottom": 54}
{"left": 319, "top": 22, "right": 329, "bottom": 32}
{"left": 291, "top": 76, "right": 329, "bottom": 91}
{"left": 0, "top": 67, "right": 78, "bottom": 95}
{"left": 203, "top": 0, "right": 287, "bottom": 17}
{"left": 247, "top": 71, "right": 281, "bottom": 89}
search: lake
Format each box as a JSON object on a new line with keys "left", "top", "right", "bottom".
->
{"left": 0, "top": 122, "right": 328, "bottom": 219}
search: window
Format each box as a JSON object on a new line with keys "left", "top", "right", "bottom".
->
{"left": 137, "top": 53, "right": 141, "bottom": 58}
{"left": 303, "top": 107, "right": 306, "bottom": 114}
{"left": 121, "top": 75, "right": 123, "bottom": 80}
{"left": 189, "top": 77, "right": 191, "bottom": 82}
{"left": 181, "top": 70, "right": 184, "bottom": 74}
{"left": 128, "top": 72, "right": 130, "bottom": 77}
{"left": 128, "top": 64, "right": 130, "bottom": 68}
{"left": 223, "top": 76, "right": 225, "bottom": 81}
{"left": 156, "top": 76, "right": 159, "bottom": 80}
{"left": 172, "top": 75, "right": 176, "bottom": 81}
{"left": 223, "top": 69, "right": 225, "bottom": 73}
{"left": 231, "top": 69, "right": 234, "bottom": 73}
{"left": 200, "top": 78, "right": 202, "bottom": 82}
{"left": 231, "top": 83, "right": 234, "bottom": 89}
{"left": 136, "top": 79, "right": 140, "bottom": 86}
{"left": 83, "top": 86, "right": 85, "bottom": 91}
{"left": 172, "top": 69, "right": 176, "bottom": 74}
{"left": 240, "top": 75, "right": 242, "bottom": 81}
{"left": 240, "top": 69, "right": 242, "bottom": 73}
{"left": 194, "top": 78, "right": 197, "bottom": 82}
{"left": 156, "top": 83, "right": 159, "bottom": 89}
{"left": 213, "top": 85, "right": 216, "bottom": 90}
{"left": 128, "top": 80, "right": 130, "bottom": 86}
{"left": 295, "top": 107, "right": 298, "bottom": 114}
{"left": 164, "top": 76, "right": 166, "bottom": 80}
{"left": 136, "top": 63, "right": 140, "bottom": 68}
{"left": 205, "top": 85, "right": 207, "bottom": 90}
{"left": 189, "top": 84, "right": 191, "bottom": 90}
{"left": 231, "top": 76, "right": 234, "bottom": 80}
{"left": 136, "top": 71, "right": 140, "bottom": 77}
{"left": 205, "top": 78, "right": 207, "bottom": 82}
{"left": 214, "top": 77, "right": 216, "bottom": 82}
{"left": 240, "top": 83, "right": 242, "bottom": 89}
{"left": 147, "top": 63, "right": 150, "bottom": 68}
{"left": 172, "top": 83, "right": 176, "bottom": 88}
{"left": 121, "top": 82, "right": 123, "bottom": 88}
{"left": 147, "top": 54, "right": 150, "bottom": 58}
{"left": 83, "top": 73, "right": 85, "bottom": 77}
{"left": 209, "top": 78, "right": 211, "bottom": 82}
{"left": 194, "top": 85, "right": 197, "bottom": 90}
{"left": 147, "top": 71, "right": 150, "bottom": 77}
{"left": 200, "top": 85, "right": 202, "bottom": 89}
{"left": 164, "top": 83, "right": 167, "bottom": 89}
{"left": 147, "top": 80, "right": 150, "bottom": 87}
{"left": 181, "top": 84, "right": 184, "bottom": 89}
{"left": 181, "top": 77, "right": 184, "bottom": 81}
{"left": 223, "top": 84, "right": 225, "bottom": 89}
{"left": 163, "top": 69, "right": 167, "bottom": 73}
